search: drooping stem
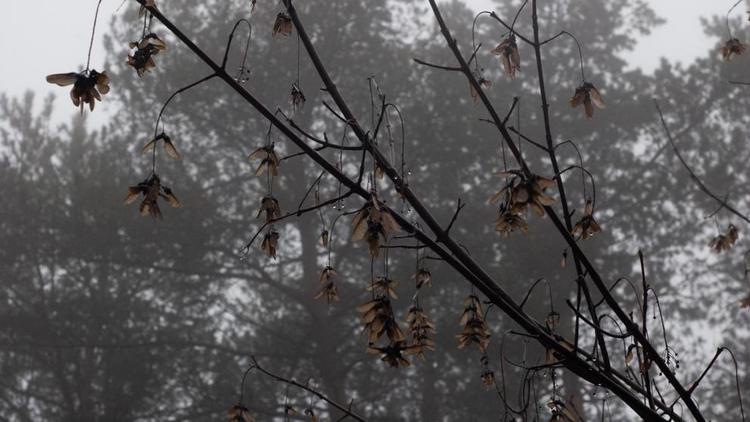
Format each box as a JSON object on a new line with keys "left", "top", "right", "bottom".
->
{"left": 529, "top": 0, "right": 609, "bottom": 369}
{"left": 727, "top": 0, "right": 744, "bottom": 39}
{"left": 240, "top": 357, "right": 369, "bottom": 422}
{"left": 85, "top": 0, "right": 105, "bottom": 71}
{"left": 655, "top": 99, "right": 750, "bottom": 224}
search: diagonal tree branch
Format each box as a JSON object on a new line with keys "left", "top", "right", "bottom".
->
{"left": 529, "top": 0, "right": 610, "bottom": 369}
{"left": 424, "top": 0, "right": 704, "bottom": 419}
{"left": 134, "top": 1, "right": 696, "bottom": 420}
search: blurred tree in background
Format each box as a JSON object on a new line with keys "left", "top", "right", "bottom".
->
{"left": 1, "top": 0, "right": 748, "bottom": 420}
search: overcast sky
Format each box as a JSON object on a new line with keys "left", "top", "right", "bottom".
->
{"left": 0, "top": 0, "right": 724, "bottom": 124}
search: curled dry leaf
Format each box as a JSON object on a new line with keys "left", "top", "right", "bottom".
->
{"left": 46, "top": 70, "right": 110, "bottom": 112}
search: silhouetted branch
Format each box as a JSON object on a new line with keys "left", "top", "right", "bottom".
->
{"left": 135, "top": 0, "right": 705, "bottom": 419}
{"left": 654, "top": 99, "right": 750, "bottom": 224}
{"left": 683, "top": 347, "right": 745, "bottom": 422}
{"left": 427, "top": 0, "right": 701, "bottom": 417}
{"left": 502, "top": 97, "right": 520, "bottom": 125}
{"left": 528, "top": 0, "right": 610, "bottom": 371}
{"left": 239, "top": 357, "right": 368, "bottom": 422}
{"left": 412, "top": 58, "right": 461, "bottom": 72}
{"left": 443, "top": 198, "right": 465, "bottom": 236}
{"left": 153, "top": 74, "right": 216, "bottom": 138}
{"left": 487, "top": 11, "right": 533, "bottom": 45}
{"left": 241, "top": 190, "right": 354, "bottom": 253}
{"left": 565, "top": 301, "right": 631, "bottom": 339}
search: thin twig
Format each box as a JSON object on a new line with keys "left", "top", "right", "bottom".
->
{"left": 654, "top": 99, "right": 750, "bottom": 224}
{"left": 412, "top": 58, "right": 462, "bottom": 72}
{"left": 247, "top": 357, "right": 368, "bottom": 422}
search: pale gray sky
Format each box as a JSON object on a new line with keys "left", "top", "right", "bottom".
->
{"left": 0, "top": 0, "right": 724, "bottom": 123}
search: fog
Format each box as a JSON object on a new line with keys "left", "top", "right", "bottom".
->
{"left": 1, "top": 1, "right": 748, "bottom": 421}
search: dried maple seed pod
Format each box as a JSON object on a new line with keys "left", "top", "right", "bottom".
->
{"left": 491, "top": 34, "right": 520, "bottom": 78}
{"left": 124, "top": 174, "right": 181, "bottom": 219}
{"left": 571, "top": 199, "right": 601, "bottom": 239}
{"left": 722, "top": 38, "right": 746, "bottom": 61}
{"left": 709, "top": 224, "right": 738, "bottom": 253}
{"left": 247, "top": 144, "right": 280, "bottom": 177}
{"left": 227, "top": 404, "right": 255, "bottom": 422}
{"left": 469, "top": 73, "right": 492, "bottom": 102}
{"left": 290, "top": 83, "right": 306, "bottom": 110}
{"left": 142, "top": 132, "right": 181, "bottom": 160}
{"left": 46, "top": 70, "right": 110, "bottom": 112}
{"left": 314, "top": 266, "right": 339, "bottom": 303}
{"left": 405, "top": 304, "right": 436, "bottom": 358}
{"left": 412, "top": 268, "right": 432, "bottom": 289}
{"left": 260, "top": 230, "right": 280, "bottom": 258}
{"left": 367, "top": 341, "right": 412, "bottom": 367}
{"left": 127, "top": 33, "right": 167, "bottom": 77}
{"left": 457, "top": 295, "right": 491, "bottom": 352}
{"left": 256, "top": 196, "right": 282, "bottom": 223}
{"left": 570, "top": 82, "right": 605, "bottom": 118}
{"left": 272, "top": 13, "right": 293, "bottom": 36}
{"left": 351, "top": 193, "right": 401, "bottom": 257}
{"left": 490, "top": 172, "right": 556, "bottom": 220}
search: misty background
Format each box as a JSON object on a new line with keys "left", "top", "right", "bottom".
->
{"left": 1, "top": 0, "right": 749, "bottom": 420}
